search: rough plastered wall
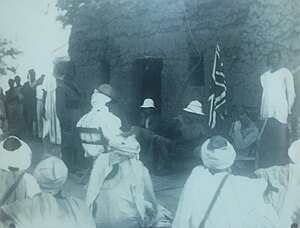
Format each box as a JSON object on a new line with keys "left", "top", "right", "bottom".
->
{"left": 69, "top": 0, "right": 300, "bottom": 121}
{"left": 231, "top": 0, "right": 300, "bottom": 108}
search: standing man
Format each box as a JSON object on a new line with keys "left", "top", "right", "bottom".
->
{"left": 21, "top": 69, "right": 38, "bottom": 138}
{"left": 259, "top": 49, "right": 295, "bottom": 168}
{"left": 56, "top": 61, "right": 82, "bottom": 172}
{"left": 36, "top": 75, "right": 45, "bottom": 140}
{"left": 5, "top": 79, "right": 24, "bottom": 137}
{"left": 289, "top": 65, "right": 300, "bottom": 143}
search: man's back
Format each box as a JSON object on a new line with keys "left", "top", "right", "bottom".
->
{"left": 1, "top": 192, "right": 96, "bottom": 228}
{"left": 173, "top": 166, "right": 279, "bottom": 228}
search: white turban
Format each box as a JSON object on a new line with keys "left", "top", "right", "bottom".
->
{"left": 200, "top": 136, "right": 236, "bottom": 170}
{"left": 288, "top": 139, "right": 300, "bottom": 165}
{"left": 0, "top": 136, "right": 32, "bottom": 171}
{"left": 33, "top": 157, "right": 68, "bottom": 194}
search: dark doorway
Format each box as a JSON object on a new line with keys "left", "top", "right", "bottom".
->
{"left": 99, "top": 60, "right": 111, "bottom": 84}
{"left": 135, "top": 58, "right": 163, "bottom": 113}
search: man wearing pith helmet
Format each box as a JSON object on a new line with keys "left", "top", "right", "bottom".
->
{"left": 150, "top": 100, "right": 207, "bottom": 174}
{"left": 131, "top": 98, "right": 162, "bottom": 169}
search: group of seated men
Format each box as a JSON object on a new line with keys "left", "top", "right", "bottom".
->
{"left": 0, "top": 83, "right": 299, "bottom": 227}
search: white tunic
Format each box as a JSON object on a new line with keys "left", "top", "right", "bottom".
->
{"left": 173, "top": 166, "right": 279, "bottom": 228}
{"left": 260, "top": 68, "right": 295, "bottom": 124}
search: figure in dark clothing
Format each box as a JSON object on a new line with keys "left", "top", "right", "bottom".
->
{"left": 5, "top": 79, "right": 24, "bottom": 137}
{"left": 55, "top": 61, "right": 82, "bottom": 172}
{"left": 21, "top": 69, "right": 37, "bottom": 138}
{"left": 131, "top": 98, "right": 162, "bottom": 168}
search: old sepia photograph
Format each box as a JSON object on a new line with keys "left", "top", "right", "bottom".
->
{"left": 0, "top": 0, "right": 299, "bottom": 227}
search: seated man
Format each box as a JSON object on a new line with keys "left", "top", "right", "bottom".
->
{"left": 85, "top": 134, "right": 172, "bottom": 228}
{"left": 0, "top": 136, "right": 40, "bottom": 206}
{"left": 229, "top": 107, "right": 259, "bottom": 157}
{"left": 255, "top": 139, "right": 300, "bottom": 227}
{"left": 78, "top": 86, "right": 172, "bottom": 227}
{"left": 76, "top": 84, "right": 123, "bottom": 158}
{"left": 0, "top": 157, "right": 96, "bottom": 228}
{"left": 150, "top": 100, "right": 206, "bottom": 174}
{"left": 173, "top": 136, "right": 279, "bottom": 228}
{"left": 131, "top": 98, "right": 162, "bottom": 167}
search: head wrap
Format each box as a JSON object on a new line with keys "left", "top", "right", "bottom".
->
{"left": 200, "top": 136, "right": 236, "bottom": 170}
{"left": 91, "top": 89, "right": 112, "bottom": 109}
{"left": 288, "top": 139, "right": 300, "bottom": 165}
{"left": 0, "top": 136, "right": 32, "bottom": 171}
{"left": 33, "top": 157, "right": 68, "bottom": 194}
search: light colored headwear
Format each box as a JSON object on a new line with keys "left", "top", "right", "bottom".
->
{"left": 140, "top": 98, "right": 155, "bottom": 108}
{"left": 200, "top": 136, "right": 236, "bottom": 170}
{"left": 183, "top": 100, "right": 205, "bottom": 115}
{"left": 33, "top": 157, "right": 68, "bottom": 194}
{"left": 0, "top": 136, "right": 32, "bottom": 171}
{"left": 288, "top": 139, "right": 300, "bottom": 165}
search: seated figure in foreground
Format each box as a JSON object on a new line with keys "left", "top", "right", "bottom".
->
{"left": 0, "top": 136, "right": 40, "bottom": 206}
{"left": 173, "top": 136, "right": 279, "bottom": 228}
{"left": 255, "top": 139, "right": 300, "bottom": 227}
{"left": 77, "top": 85, "right": 172, "bottom": 227}
{"left": 0, "top": 157, "right": 96, "bottom": 228}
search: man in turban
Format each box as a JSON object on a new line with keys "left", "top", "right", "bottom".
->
{"left": 255, "top": 139, "right": 300, "bottom": 227}
{"left": 0, "top": 136, "right": 40, "bottom": 206}
{"left": 78, "top": 84, "right": 172, "bottom": 227}
{"left": 0, "top": 157, "right": 96, "bottom": 228}
{"left": 173, "top": 135, "right": 279, "bottom": 228}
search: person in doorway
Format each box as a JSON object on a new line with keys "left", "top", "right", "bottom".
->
{"left": 259, "top": 49, "right": 295, "bottom": 168}
{"left": 5, "top": 79, "right": 25, "bottom": 137}
{"left": 21, "top": 69, "right": 38, "bottom": 138}
{"left": 0, "top": 156, "right": 96, "bottom": 228}
{"left": 173, "top": 136, "right": 279, "bottom": 228}
{"left": 56, "top": 61, "right": 82, "bottom": 172}
{"left": 130, "top": 98, "right": 162, "bottom": 168}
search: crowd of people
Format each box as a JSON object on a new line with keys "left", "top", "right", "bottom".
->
{"left": 0, "top": 70, "right": 45, "bottom": 141}
{"left": 0, "top": 48, "right": 299, "bottom": 227}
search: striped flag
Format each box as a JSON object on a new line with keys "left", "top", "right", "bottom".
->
{"left": 208, "top": 44, "right": 227, "bottom": 129}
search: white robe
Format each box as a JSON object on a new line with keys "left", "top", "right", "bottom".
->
{"left": 1, "top": 192, "right": 96, "bottom": 228}
{"left": 76, "top": 106, "right": 122, "bottom": 157}
{"left": 256, "top": 164, "right": 300, "bottom": 227}
{"left": 173, "top": 166, "right": 279, "bottom": 228}
{"left": 260, "top": 68, "right": 295, "bottom": 124}
{"left": 0, "top": 170, "right": 40, "bottom": 205}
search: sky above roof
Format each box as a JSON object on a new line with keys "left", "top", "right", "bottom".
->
{"left": 0, "top": 0, "right": 70, "bottom": 90}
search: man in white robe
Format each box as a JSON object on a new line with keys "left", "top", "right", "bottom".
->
{"left": 0, "top": 157, "right": 96, "bottom": 228}
{"left": 0, "top": 136, "right": 40, "bottom": 206}
{"left": 79, "top": 84, "right": 172, "bottom": 227}
{"left": 255, "top": 139, "right": 300, "bottom": 227}
{"left": 173, "top": 136, "right": 279, "bottom": 228}
{"left": 259, "top": 49, "right": 295, "bottom": 168}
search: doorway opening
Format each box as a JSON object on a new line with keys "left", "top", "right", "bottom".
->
{"left": 135, "top": 58, "right": 163, "bottom": 113}
{"left": 99, "top": 60, "right": 111, "bottom": 84}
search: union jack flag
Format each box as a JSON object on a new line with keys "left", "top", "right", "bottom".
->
{"left": 208, "top": 45, "right": 227, "bottom": 129}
